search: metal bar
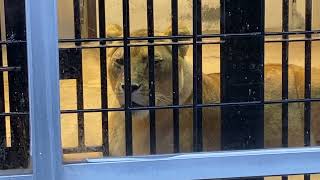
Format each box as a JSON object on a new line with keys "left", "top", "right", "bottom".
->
{"left": 57, "top": 29, "right": 320, "bottom": 44}
{"left": 304, "top": 0, "right": 312, "bottom": 147}
{"left": 281, "top": 0, "right": 289, "bottom": 179}
{"left": 98, "top": 0, "right": 109, "bottom": 156}
{"left": 147, "top": 0, "right": 156, "bottom": 154}
{"left": 64, "top": 147, "right": 320, "bottom": 180}
{"left": 73, "top": 0, "right": 82, "bottom": 46}
{"left": 221, "top": 0, "right": 264, "bottom": 153}
{"left": 76, "top": 77, "right": 85, "bottom": 148}
{"left": 63, "top": 146, "right": 103, "bottom": 154}
{"left": 4, "top": 0, "right": 30, "bottom": 169}
{"left": 265, "top": 38, "right": 320, "bottom": 43}
{"left": 282, "top": 0, "right": 289, "bottom": 148}
{"left": 58, "top": 37, "right": 320, "bottom": 50}
{"left": 122, "top": 0, "right": 133, "bottom": 156}
{"left": 0, "top": 40, "right": 27, "bottom": 45}
{"left": 25, "top": 0, "right": 63, "bottom": 178}
{"left": 171, "top": 0, "right": 179, "bottom": 153}
{"left": 0, "top": 66, "right": 21, "bottom": 72}
{"left": 0, "top": 112, "right": 29, "bottom": 117}
{"left": 58, "top": 41, "right": 224, "bottom": 49}
{"left": 304, "top": 0, "right": 312, "bottom": 179}
{"left": 0, "top": 174, "right": 32, "bottom": 180}
{"left": 52, "top": 97, "right": 320, "bottom": 114}
{"left": 73, "top": 0, "right": 85, "bottom": 149}
{"left": 192, "top": 0, "right": 203, "bottom": 152}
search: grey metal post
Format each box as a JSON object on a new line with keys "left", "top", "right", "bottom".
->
{"left": 25, "top": 0, "right": 63, "bottom": 179}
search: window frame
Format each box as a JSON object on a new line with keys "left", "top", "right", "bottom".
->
{"left": 1, "top": 0, "right": 320, "bottom": 179}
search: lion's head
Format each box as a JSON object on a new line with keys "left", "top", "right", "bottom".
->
{"left": 107, "top": 24, "right": 193, "bottom": 118}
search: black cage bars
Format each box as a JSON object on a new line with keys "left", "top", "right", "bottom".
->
{"left": 1, "top": 2, "right": 320, "bottom": 178}
{"left": 221, "top": 0, "right": 264, "bottom": 149}
{"left": 0, "top": 0, "right": 30, "bottom": 169}
{"left": 57, "top": 0, "right": 320, "bottom": 157}
{"left": 282, "top": 1, "right": 289, "bottom": 180}
{"left": 147, "top": 0, "right": 156, "bottom": 154}
{"left": 1, "top": 0, "right": 319, "bottom": 172}
{"left": 171, "top": 0, "right": 179, "bottom": 153}
{"left": 122, "top": 0, "right": 133, "bottom": 156}
{"left": 98, "top": 0, "right": 109, "bottom": 156}
{"left": 304, "top": 0, "right": 312, "bottom": 180}
{"left": 193, "top": 0, "right": 203, "bottom": 152}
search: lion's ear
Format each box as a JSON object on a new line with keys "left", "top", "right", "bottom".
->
{"left": 107, "top": 24, "right": 122, "bottom": 37}
{"left": 165, "top": 26, "right": 190, "bottom": 57}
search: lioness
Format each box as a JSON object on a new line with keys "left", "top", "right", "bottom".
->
{"left": 107, "top": 24, "right": 320, "bottom": 156}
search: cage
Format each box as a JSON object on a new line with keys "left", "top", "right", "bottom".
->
{"left": 1, "top": 0, "right": 320, "bottom": 179}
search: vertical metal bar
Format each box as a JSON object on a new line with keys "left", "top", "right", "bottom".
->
{"left": 171, "top": 0, "right": 179, "bottom": 153}
{"left": 220, "top": 0, "right": 225, "bottom": 34}
{"left": 282, "top": 0, "right": 289, "bottom": 148}
{"left": 192, "top": 0, "right": 203, "bottom": 152}
{"left": 220, "top": 0, "right": 264, "bottom": 163}
{"left": 98, "top": 0, "right": 109, "bottom": 156}
{"left": 76, "top": 73, "right": 84, "bottom": 148}
{"left": 304, "top": 0, "right": 312, "bottom": 179}
{"left": 4, "top": 0, "right": 29, "bottom": 168}
{"left": 26, "top": 0, "right": 63, "bottom": 178}
{"left": 282, "top": 1, "right": 289, "bottom": 179}
{"left": 73, "top": 0, "right": 85, "bottom": 149}
{"left": 122, "top": 0, "right": 133, "bottom": 156}
{"left": 74, "top": 0, "right": 82, "bottom": 44}
{"left": 147, "top": 0, "right": 156, "bottom": 154}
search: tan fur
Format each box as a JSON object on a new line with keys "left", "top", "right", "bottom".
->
{"left": 106, "top": 25, "right": 320, "bottom": 156}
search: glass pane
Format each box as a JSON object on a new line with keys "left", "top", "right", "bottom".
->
{"left": 57, "top": 0, "right": 320, "bottom": 172}
{"left": 0, "top": 0, "right": 31, "bottom": 173}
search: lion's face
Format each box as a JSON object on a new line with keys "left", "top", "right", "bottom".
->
{"left": 107, "top": 25, "right": 190, "bottom": 118}
{"left": 108, "top": 46, "right": 177, "bottom": 107}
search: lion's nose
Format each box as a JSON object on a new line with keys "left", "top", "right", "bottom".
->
{"left": 121, "top": 83, "right": 141, "bottom": 93}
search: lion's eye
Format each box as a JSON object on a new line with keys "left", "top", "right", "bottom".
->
{"left": 154, "top": 57, "right": 163, "bottom": 65}
{"left": 114, "top": 57, "right": 124, "bottom": 66}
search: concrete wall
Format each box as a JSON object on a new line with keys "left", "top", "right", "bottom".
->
{"left": 55, "top": 0, "right": 320, "bottom": 37}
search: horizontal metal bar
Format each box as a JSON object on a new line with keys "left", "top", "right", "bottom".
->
{"left": 58, "top": 37, "right": 320, "bottom": 50}
{"left": 61, "top": 107, "right": 124, "bottom": 114}
{"left": 3, "top": 97, "right": 320, "bottom": 117}
{"left": 265, "top": 38, "right": 320, "bottom": 43}
{"left": 63, "top": 147, "right": 320, "bottom": 180}
{"left": 57, "top": 98, "right": 320, "bottom": 114}
{"left": 0, "top": 66, "right": 21, "bottom": 72}
{"left": 63, "top": 146, "right": 103, "bottom": 154}
{"left": 266, "top": 30, "right": 320, "bottom": 36}
{"left": 58, "top": 41, "right": 223, "bottom": 50}
{"left": 129, "top": 35, "right": 192, "bottom": 40}
{"left": 2, "top": 96, "right": 320, "bottom": 117}
{"left": 0, "top": 40, "right": 27, "bottom": 45}
{"left": 0, "top": 112, "right": 29, "bottom": 117}
{"left": 57, "top": 29, "right": 320, "bottom": 44}
{"left": 59, "top": 37, "right": 123, "bottom": 43}
{"left": 0, "top": 174, "right": 32, "bottom": 180}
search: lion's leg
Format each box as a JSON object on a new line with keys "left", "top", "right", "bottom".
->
{"left": 108, "top": 111, "right": 126, "bottom": 156}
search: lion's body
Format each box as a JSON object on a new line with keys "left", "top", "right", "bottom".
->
{"left": 106, "top": 25, "right": 320, "bottom": 156}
